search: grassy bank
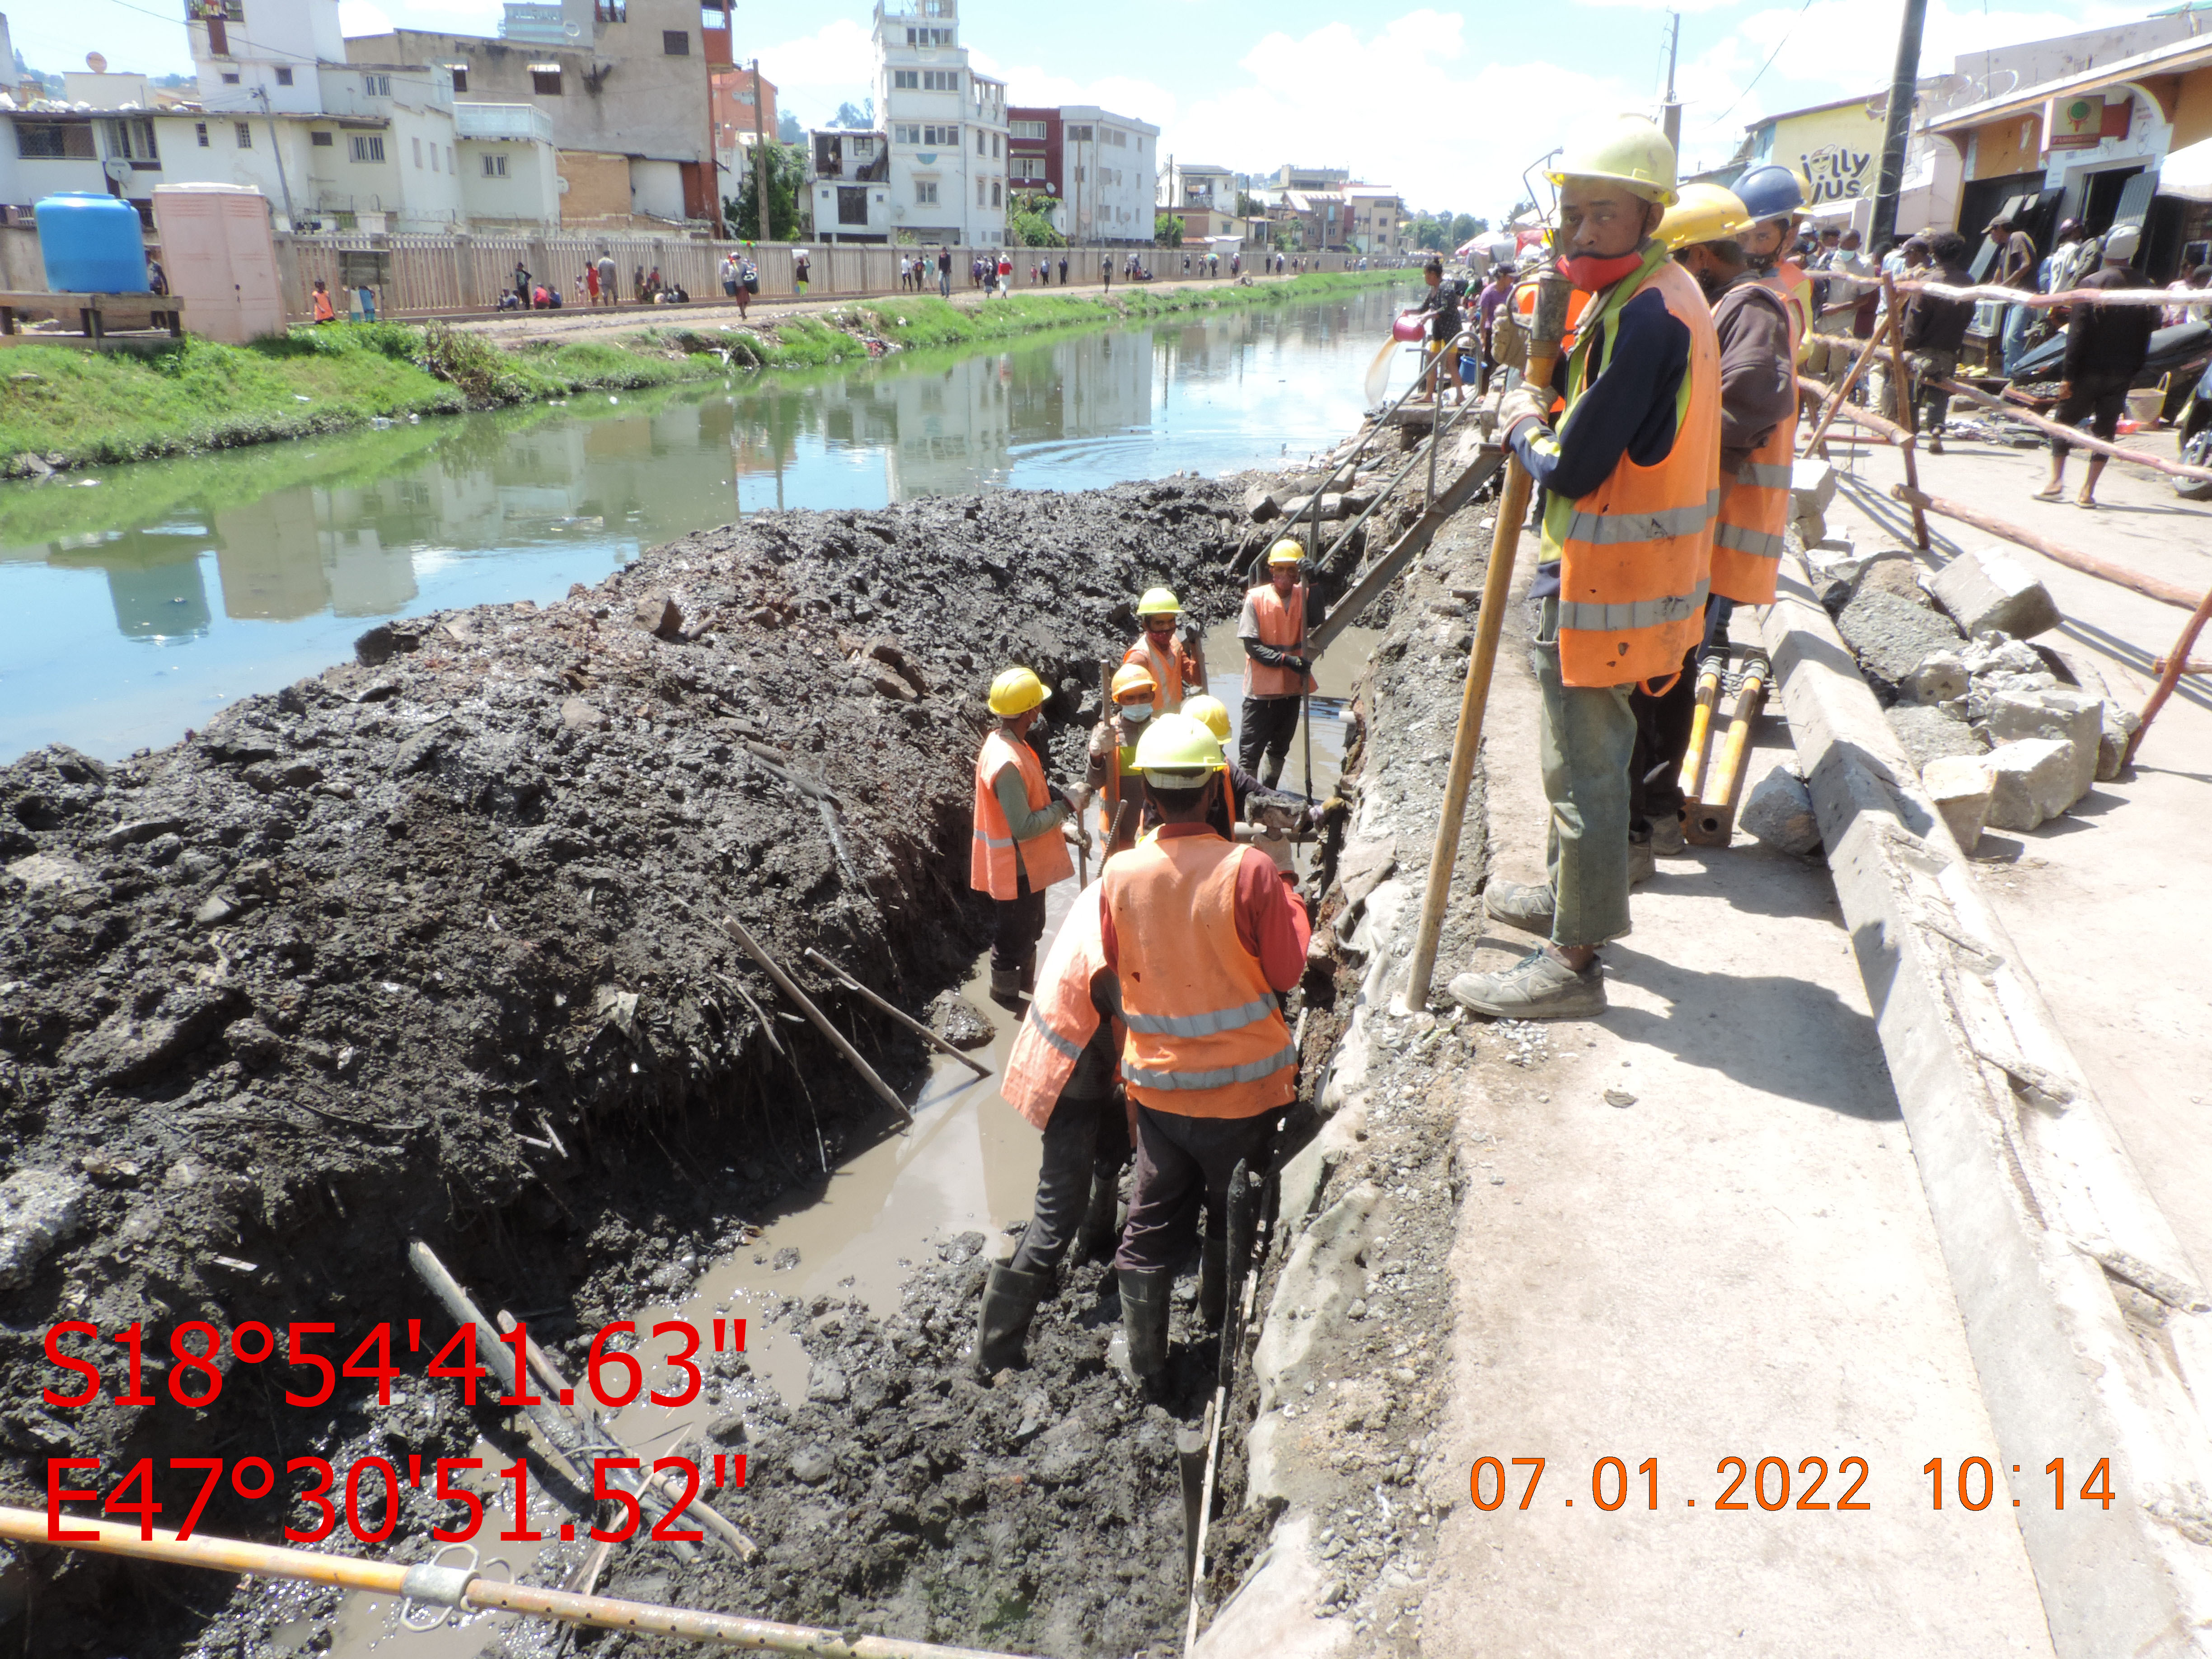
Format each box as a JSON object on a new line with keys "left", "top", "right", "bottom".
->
{"left": 0, "top": 268, "right": 1405, "bottom": 476}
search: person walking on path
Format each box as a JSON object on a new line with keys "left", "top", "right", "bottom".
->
{"left": 1900, "top": 230, "right": 1976, "bottom": 453}
{"left": 1445, "top": 114, "right": 1721, "bottom": 1022}
{"left": 973, "top": 882, "right": 1129, "bottom": 1375}
{"left": 1102, "top": 253, "right": 1113, "bottom": 291}
{"left": 2037, "top": 225, "right": 2157, "bottom": 509}
{"left": 1237, "top": 541, "right": 1318, "bottom": 789}
{"left": 311, "top": 279, "right": 337, "bottom": 323}
{"left": 1125, "top": 586, "right": 1200, "bottom": 713}
{"left": 1868, "top": 237, "right": 1930, "bottom": 419}
{"left": 1990, "top": 216, "right": 2040, "bottom": 377}
{"left": 1058, "top": 254, "right": 1069, "bottom": 286}
{"left": 973, "top": 667, "right": 1086, "bottom": 1007}
{"left": 1101, "top": 714, "right": 1308, "bottom": 1398}
{"left": 719, "top": 254, "right": 737, "bottom": 299}
{"left": 585, "top": 261, "right": 601, "bottom": 305}
{"left": 595, "top": 252, "right": 616, "bottom": 308}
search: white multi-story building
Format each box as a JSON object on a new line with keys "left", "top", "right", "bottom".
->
{"left": 1057, "top": 106, "right": 1157, "bottom": 246}
{"left": 870, "top": 0, "right": 1004, "bottom": 247}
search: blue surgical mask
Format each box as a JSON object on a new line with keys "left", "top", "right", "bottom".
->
{"left": 1120, "top": 703, "right": 1154, "bottom": 723}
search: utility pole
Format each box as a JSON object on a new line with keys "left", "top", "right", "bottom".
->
{"left": 1660, "top": 11, "right": 1682, "bottom": 152}
{"left": 750, "top": 56, "right": 771, "bottom": 243}
{"left": 1869, "top": 0, "right": 1928, "bottom": 249}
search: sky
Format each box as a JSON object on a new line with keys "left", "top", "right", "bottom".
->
{"left": 18, "top": 0, "right": 2152, "bottom": 219}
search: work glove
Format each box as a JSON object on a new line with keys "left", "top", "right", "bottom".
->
{"left": 1495, "top": 380, "right": 1551, "bottom": 438}
{"left": 1059, "top": 783, "right": 1091, "bottom": 815}
{"left": 1309, "top": 795, "right": 1349, "bottom": 829}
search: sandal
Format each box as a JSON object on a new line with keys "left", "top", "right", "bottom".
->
{"left": 2032, "top": 485, "right": 2064, "bottom": 501}
{"left": 2076, "top": 496, "right": 2099, "bottom": 509}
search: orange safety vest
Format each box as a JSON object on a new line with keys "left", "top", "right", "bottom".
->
{"left": 1242, "top": 583, "right": 1315, "bottom": 699}
{"left": 1512, "top": 282, "right": 1592, "bottom": 415}
{"left": 1104, "top": 830, "right": 1296, "bottom": 1120}
{"left": 1756, "top": 259, "right": 1812, "bottom": 362}
{"left": 1001, "top": 886, "right": 1121, "bottom": 1129}
{"left": 970, "top": 730, "right": 1073, "bottom": 900}
{"left": 1124, "top": 634, "right": 1190, "bottom": 712}
{"left": 1709, "top": 283, "right": 1797, "bottom": 607}
{"left": 1544, "top": 253, "right": 1721, "bottom": 689}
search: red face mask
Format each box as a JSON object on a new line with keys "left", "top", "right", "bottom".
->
{"left": 1563, "top": 249, "right": 1646, "bottom": 293}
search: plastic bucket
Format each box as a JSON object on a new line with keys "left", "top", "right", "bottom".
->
{"left": 1393, "top": 314, "right": 1425, "bottom": 343}
{"left": 2126, "top": 386, "right": 2165, "bottom": 426}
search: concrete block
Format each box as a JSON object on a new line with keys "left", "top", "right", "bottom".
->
{"left": 1833, "top": 587, "right": 1966, "bottom": 701}
{"left": 1242, "top": 483, "right": 1282, "bottom": 522}
{"left": 2096, "top": 703, "right": 2141, "bottom": 782}
{"left": 1852, "top": 549, "right": 1926, "bottom": 607}
{"left": 1886, "top": 703, "right": 1987, "bottom": 771}
{"left": 1985, "top": 738, "right": 2077, "bottom": 832}
{"left": 1907, "top": 651, "right": 1968, "bottom": 704}
{"left": 1921, "top": 755, "right": 1994, "bottom": 852}
{"left": 1927, "top": 548, "right": 2062, "bottom": 640}
{"left": 1790, "top": 455, "right": 1838, "bottom": 514}
{"left": 1738, "top": 766, "right": 1822, "bottom": 854}
{"left": 1981, "top": 689, "right": 2100, "bottom": 805}
{"left": 1792, "top": 505, "right": 1828, "bottom": 548}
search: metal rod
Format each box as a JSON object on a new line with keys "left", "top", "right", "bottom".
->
{"left": 1879, "top": 275, "right": 1931, "bottom": 550}
{"left": 1678, "top": 651, "right": 1727, "bottom": 805}
{"left": 1684, "top": 656, "right": 1770, "bottom": 847}
{"left": 0, "top": 1508, "right": 1029, "bottom": 1659}
{"left": 1307, "top": 449, "right": 1508, "bottom": 655}
{"left": 1932, "top": 375, "right": 2212, "bottom": 486}
{"left": 722, "top": 916, "right": 914, "bottom": 1123}
{"left": 1183, "top": 1160, "right": 1258, "bottom": 1654}
{"left": 1399, "top": 270, "right": 1573, "bottom": 1012}
{"left": 2125, "top": 582, "right": 2212, "bottom": 766}
{"left": 802, "top": 947, "right": 992, "bottom": 1077}
{"left": 1890, "top": 483, "right": 2203, "bottom": 609}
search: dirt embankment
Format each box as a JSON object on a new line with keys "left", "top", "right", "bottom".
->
{"left": 0, "top": 480, "right": 1251, "bottom": 1655}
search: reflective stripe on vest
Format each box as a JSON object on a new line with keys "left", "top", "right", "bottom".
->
{"left": 1737, "top": 460, "right": 1793, "bottom": 489}
{"left": 969, "top": 730, "right": 1073, "bottom": 901}
{"left": 1547, "top": 254, "right": 1723, "bottom": 688}
{"left": 1714, "top": 520, "right": 1786, "bottom": 559}
{"left": 1708, "top": 280, "right": 1795, "bottom": 605}
{"left": 1104, "top": 830, "right": 1294, "bottom": 1120}
{"left": 1243, "top": 583, "right": 1312, "bottom": 700}
{"left": 1000, "top": 887, "right": 1112, "bottom": 1129}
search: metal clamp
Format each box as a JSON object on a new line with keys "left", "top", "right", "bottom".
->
{"left": 399, "top": 1542, "right": 479, "bottom": 1631}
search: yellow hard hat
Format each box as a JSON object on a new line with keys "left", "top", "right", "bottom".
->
{"left": 1111, "top": 662, "right": 1159, "bottom": 703}
{"left": 1134, "top": 711, "right": 1224, "bottom": 785}
{"left": 1183, "top": 694, "right": 1232, "bottom": 742}
{"left": 987, "top": 665, "right": 1046, "bottom": 717}
{"left": 1658, "top": 182, "right": 1753, "bottom": 251}
{"left": 1266, "top": 539, "right": 1305, "bottom": 567}
{"left": 1548, "top": 114, "right": 1679, "bottom": 207}
{"left": 1135, "top": 586, "right": 1182, "bottom": 617}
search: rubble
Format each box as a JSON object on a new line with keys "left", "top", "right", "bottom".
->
{"left": 1985, "top": 739, "right": 2079, "bottom": 832}
{"left": 1832, "top": 587, "right": 1967, "bottom": 703}
{"left": 1738, "top": 766, "right": 1822, "bottom": 855}
{"left": 1978, "top": 689, "right": 2101, "bottom": 806}
{"left": 1921, "top": 755, "right": 1995, "bottom": 852}
{"left": 1927, "top": 548, "right": 2062, "bottom": 641}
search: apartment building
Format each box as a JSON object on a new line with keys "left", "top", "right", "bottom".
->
{"left": 1005, "top": 105, "right": 1156, "bottom": 244}
{"left": 871, "top": 0, "right": 1005, "bottom": 246}
{"left": 806, "top": 127, "right": 892, "bottom": 243}
{"left": 1345, "top": 185, "right": 1402, "bottom": 256}
{"left": 1165, "top": 161, "right": 1240, "bottom": 241}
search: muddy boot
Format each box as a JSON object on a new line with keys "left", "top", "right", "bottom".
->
{"left": 1071, "top": 1162, "right": 1120, "bottom": 1262}
{"left": 1197, "top": 1234, "right": 1227, "bottom": 1330}
{"left": 973, "top": 1261, "right": 1050, "bottom": 1376}
{"left": 987, "top": 962, "right": 1023, "bottom": 1010}
{"left": 1019, "top": 945, "right": 1038, "bottom": 997}
{"left": 1116, "top": 1266, "right": 1174, "bottom": 1399}
{"left": 1260, "top": 755, "right": 1285, "bottom": 790}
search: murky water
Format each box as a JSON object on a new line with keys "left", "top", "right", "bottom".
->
{"left": 0, "top": 286, "right": 1410, "bottom": 764}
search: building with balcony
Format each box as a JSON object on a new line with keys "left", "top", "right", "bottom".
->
{"left": 1054, "top": 106, "right": 1155, "bottom": 246}
{"left": 871, "top": 0, "right": 1004, "bottom": 246}
{"left": 1163, "top": 161, "right": 1240, "bottom": 242}
{"left": 807, "top": 127, "right": 891, "bottom": 242}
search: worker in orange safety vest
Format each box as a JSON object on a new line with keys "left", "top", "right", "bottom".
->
{"left": 1087, "top": 661, "right": 1159, "bottom": 859}
{"left": 972, "top": 884, "right": 1130, "bottom": 1374}
{"left": 1236, "top": 540, "right": 1319, "bottom": 788}
{"left": 1447, "top": 115, "right": 1721, "bottom": 1023}
{"left": 1125, "top": 586, "right": 1201, "bottom": 712}
{"left": 972, "top": 666, "right": 1087, "bottom": 1007}
{"left": 1101, "top": 714, "right": 1309, "bottom": 1398}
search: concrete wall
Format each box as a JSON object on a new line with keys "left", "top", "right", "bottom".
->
{"left": 460, "top": 138, "right": 560, "bottom": 228}
{"left": 557, "top": 150, "right": 633, "bottom": 224}
{"left": 630, "top": 158, "right": 685, "bottom": 221}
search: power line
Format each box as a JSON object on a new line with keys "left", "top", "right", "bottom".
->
{"left": 1695, "top": 0, "right": 1817, "bottom": 136}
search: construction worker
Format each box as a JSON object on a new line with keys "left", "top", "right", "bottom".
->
{"left": 1626, "top": 183, "right": 1797, "bottom": 853}
{"left": 1087, "top": 661, "right": 1159, "bottom": 857}
{"left": 1731, "top": 164, "right": 1813, "bottom": 362}
{"left": 973, "top": 882, "right": 1128, "bottom": 1374}
{"left": 1125, "top": 587, "right": 1201, "bottom": 713}
{"left": 973, "top": 667, "right": 1086, "bottom": 1007}
{"left": 1102, "top": 714, "right": 1309, "bottom": 1398}
{"left": 1183, "top": 694, "right": 1345, "bottom": 841}
{"left": 1237, "top": 541, "right": 1319, "bottom": 789}
{"left": 1447, "top": 114, "right": 1721, "bottom": 1022}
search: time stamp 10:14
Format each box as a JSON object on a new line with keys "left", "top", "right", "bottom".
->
{"left": 1471, "top": 1456, "right": 2118, "bottom": 1514}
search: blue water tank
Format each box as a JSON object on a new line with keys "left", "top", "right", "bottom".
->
{"left": 35, "top": 192, "right": 149, "bottom": 294}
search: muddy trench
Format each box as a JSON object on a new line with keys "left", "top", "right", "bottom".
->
{"left": 0, "top": 474, "right": 1406, "bottom": 1659}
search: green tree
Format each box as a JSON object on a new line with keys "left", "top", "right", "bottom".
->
{"left": 725, "top": 142, "right": 806, "bottom": 241}
{"left": 1451, "top": 212, "right": 1486, "bottom": 243}
{"left": 1009, "top": 191, "right": 1066, "bottom": 247}
{"left": 777, "top": 112, "right": 802, "bottom": 143}
{"left": 1155, "top": 214, "right": 1185, "bottom": 248}
{"left": 1236, "top": 191, "right": 1258, "bottom": 217}
{"left": 1414, "top": 216, "right": 1449, "bottom": 251}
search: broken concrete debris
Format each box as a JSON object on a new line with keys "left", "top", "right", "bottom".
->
{"left": 1979, "top": 689, "right": 2101, "bottom": 806}
{"left": 1739, "top": 765, "right": 1823, "bottom": 856}
{"left": 1985, "top": 738, "right": 2079, "bottom": 832}
{"left": 1921, "top": 755, "right": 1996, "bottom": 852}
{"left": 1927, "top": 547, "right": 2062, "bottom": 641}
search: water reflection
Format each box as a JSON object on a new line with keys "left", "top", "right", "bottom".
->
{"left": 0, "top": 286, "right": 1406, "bottom": 761}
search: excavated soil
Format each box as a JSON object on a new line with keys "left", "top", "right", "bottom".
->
{"left": 0, "top": 479, "right": 1266, "bottom": 1657}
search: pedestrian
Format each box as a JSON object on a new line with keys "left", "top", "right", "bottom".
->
{"left": 1183, "top": 252, "right": 1191, "bottom": 276}
{"left": 998, "top": 252, "right": 1012, "bottom": 290}
{"left": 513, "top": 261, "right": 530, "bottom": 300}
{"left": 1475, "top": 259, "right": 1515, "bottom": 393}
{"left": 595, "top": 250, "right": 616, "bottom": 307}
{"left": 2036, "top": 224, "right": 2156, "bottom": 509}
{"left": 146, "top": 255, "right": 168, "bottom": 295}
{"left": 1899, "top": 230, "right": 1976, "bottom": 453}
{"left": 1058, "top": 254, "right": 1068, "bottom": 286}
{"left": 1868, "top": 237, "right": 1930, "bottom": 418}
{"left": 1410, "top": 256, "right": 1466, "bottom": 404}
{"left": 1087, "top": 662, "right": 1160, "bottom": 858}
{"left": 939, "top": 246, "right": 953, "bottom": 297}
{"left": 1989, "top": 215, "right": 2040, "bottom": 376}
{"left": 357, "top": 283, "right": 376, "bottom": 321}
{"left": 793, "top": 249, "right": 810, "bottom": 294}
{"left": 311, "top": 278, "right": 337, "bottom": 323}
{"left": 1445, "top": 115, "right": 1720, "bottom": 1021}
{"left": 2044, "top": 219, "right": 2090, "bottom": 301}
{"left": 1628, "top": 182, "right": 1797, "bottom": 856}
{"left": 972, "top": 878, "right": 1129, "bottom": 1375}
{"left": 899, "top": 253, "right": 911, "bottom": 291}
{"left": 1237, "top": 541, "right": 1317, "bottom": 789}
{"left": 585, "top": 261, "right": 600, "bottom": 305}
{"left": 1102, "top": 253, "right": 1113, "bottom": 291}
{"left": 1101, "top": 712, "right": 1308, "bottom": 1399}
{"left": 973, "top": 667, "right": 1086, "bottom": 1007}
{"left": 1125, "top": 586, "right": 1200, "bottom": 712}
{"left": 720, "top": 253, "right": 738, "bottom": 299}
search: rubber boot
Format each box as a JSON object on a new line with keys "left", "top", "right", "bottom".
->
{"left": 973, "top": 1261, "right": 1051, "bottom": 1376}
{"left": 1019, "top": 945, "right": 1038, "bottom": 997}
{"left": 1117, "top": 1266, "right": 1174, "bottom": 1399}
{"left": 1261, "top": 755, "right": 1285, "bottom": 790}
{"left": 987, "top": 962, "right": 1022, "bottom": 1010}
{"left": 1071, "top": 1161, "right": 1120, "bottom": 1263}
{"left": 1197, "top": 1234, "right": 1228, "bottom": 1330}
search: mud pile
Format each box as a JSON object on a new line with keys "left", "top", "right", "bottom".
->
{"left": 0, "top": 479, "right": 1250, "bottom": 1654}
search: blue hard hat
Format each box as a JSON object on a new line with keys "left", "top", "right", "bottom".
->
{"left": 1733, "top": 164, "right": 1805, "bottom": 224}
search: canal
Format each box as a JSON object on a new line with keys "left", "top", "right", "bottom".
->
{"left": 0, "top": 284, "right": 1410, "bottom": 764}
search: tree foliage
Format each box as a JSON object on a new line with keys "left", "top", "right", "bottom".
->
{"left": 1155, "top": 214, "right": 1185, "bottom": 248}
{"left": 1009, "top": 192, "right": 1066, "bottom": 248}
{"left": 725, "top": 142, "right": 806, "bottom": 242}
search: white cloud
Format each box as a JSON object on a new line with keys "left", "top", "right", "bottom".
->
{"left": 756, "top": 17, "right": 877, "bottom": 127}
{"left": 339, "top": 0, "right": 396, "bottom": 39}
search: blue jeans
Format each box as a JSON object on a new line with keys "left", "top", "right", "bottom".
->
{"left": 1532, "top": 596, "right": 1637, "bottom": 948}
{"left": 939, "top": 270, "right": 950, "bottom": 297}
{"left": 2001, "top": 301, "right": 2036, "bottom": 377}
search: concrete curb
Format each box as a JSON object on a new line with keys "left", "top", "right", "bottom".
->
{"left": 1763, "top": 560, "right": 2212, "bottom": 1659}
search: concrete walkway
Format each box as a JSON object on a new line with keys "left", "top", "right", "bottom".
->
{"left": 1415, "top": 554, "right": 2056, "bottom": 1653}
{"left": 1818, "top": 427, "right": 2212, "bottom": 1289}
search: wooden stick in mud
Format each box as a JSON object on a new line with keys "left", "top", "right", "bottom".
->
{"left": 803, "top": 946, "right": 993, "bottom": 1077}
{"left": 722, "top": 915, "right": 914, "bottom": 1123}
